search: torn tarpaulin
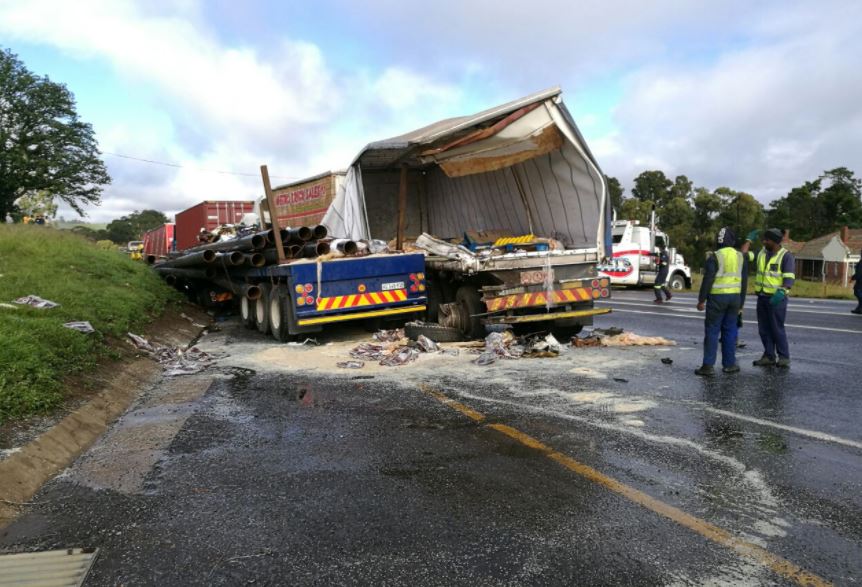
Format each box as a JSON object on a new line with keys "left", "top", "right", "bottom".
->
{"left": 127, "top": 332, "right": 217, "bottom": 376}
{"left": 13, "top": 295, "right": 59, "bottom": 309}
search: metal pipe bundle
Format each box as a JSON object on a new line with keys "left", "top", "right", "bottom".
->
{"left": 283, "top": 226, "right": 313, "bottom": 243}
{"left": 155, "top": 266, "right": 217, "bottom": 280}
{"left": 311, "top": 225, "right": 328, "bottom": 240}
{"left": 212, "top": 278, "right": 262, "bottom": 300}
{"left": 182, "top": 231, "right": 267, "bottom": 254}
{"left": 216, "top": 251, "right": 246, "bottom": 266}
{"left": 245, "top": 252, "right": 266, "bottom": 267}
{"left": 157, "top": 249, "right": 217, "bottom": 268}
{"left": 331, "top": 239, "right": 358, "bottom": 255}
{"left": 302, "top": 241, "right": 330, "bottom": 258}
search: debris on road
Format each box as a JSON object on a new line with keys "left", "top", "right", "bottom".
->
{"left": 127, "top": 332, "right": 217, "bottom": 376}
{"left": 572, "top": 328, "right": 675, "bottom": 348}
{"left": 613, "top": 377, "right": 629, "bottom": 383}
{"left": 63, "top": 321, "right": 96, "bottom": 334}
{"left": 416, "top": 335, "right": 439, "bottom": 353}
{"left": 373, "top": 329, "right": 405, "bottom": 343}
{"left": 380, "top": 346, "right": 420, "bottom": 367}
{"left": 0, "top": 302, "right": 18, "bottom": 310}
{"left": 337, "top": 360, "right": 365, "bottom": 369}
{"left": 661, "top": 357, "right": 673, "bottom": 365}
{"left": 13, "top": 295, "right": 59, "bottom": 309}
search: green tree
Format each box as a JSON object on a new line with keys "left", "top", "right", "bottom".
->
{"left": 631, "top": 170, "right": 673, "bottom": 208}
{"left": 605, "top": 175, "right": 624, "bottom": 214}
{"left": 670, "top": 175, "right": 694, "bottom": 202}
{"left": 714, "top": 188, "right": 765, "bottom": 242}
{"left": 659, "top": 196, "right": 695, "bottom": 264}
{"left": 619, "top": 198, "right": 653, "bottom": 224}
{"left": 104, "top": 209, "right": 169, "bottom": 244}
{"left": 768, "top": 168, "right": 862, "bottom": 240}
{"left": 690, "top": 187, "right": 723, "bottom": 266}
{"left": 0, "top": 48, "right": 110, "bottom": 217}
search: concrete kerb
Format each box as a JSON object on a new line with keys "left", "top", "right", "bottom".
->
{"left": 0, "top": 319, "right": 208, "bottom": 529}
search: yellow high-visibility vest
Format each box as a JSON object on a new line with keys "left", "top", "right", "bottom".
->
{"left": 755, "top": 248, "right": 795, "bottom": 294}
{"left": 710, "top": 247, "right": 744, "bottom": 295}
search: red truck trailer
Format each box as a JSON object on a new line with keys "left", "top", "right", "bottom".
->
{"left": 142, "top": 223, "right": 175, "bottom": 259}
{"left": 174, "top": 200, "right": 256, "bottom": 251}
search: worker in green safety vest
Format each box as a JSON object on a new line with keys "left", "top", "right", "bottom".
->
{"left": 752, "top": 228, "right": 795, "bottom": 368}
{"left": 695, "top": 227, "right": 748, "bottom": 376}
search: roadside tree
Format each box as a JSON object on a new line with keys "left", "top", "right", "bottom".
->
{"left": 0, "top": 48, "right": 110, "bottom": 218}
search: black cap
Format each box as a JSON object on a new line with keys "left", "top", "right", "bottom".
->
{"left": 716, "top": 226, "right": 736, "bottom": 247}
{"left": 763, "top": 228, "right": 783, "bottom": 244}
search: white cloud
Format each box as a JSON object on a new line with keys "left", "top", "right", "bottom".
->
{"left": 0, "top": 0, "right": 466, "bottom": 221}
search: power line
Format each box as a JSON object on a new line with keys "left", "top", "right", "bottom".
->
{"left": 102, "top": 151, "right": 299, "bottom": 180}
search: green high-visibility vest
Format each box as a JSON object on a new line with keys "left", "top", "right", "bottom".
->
{"left": 755, "top": 248, "right": 795, "bottom": 294}
{"left": 710, "top": 247, "right": 744, "bottom": 295}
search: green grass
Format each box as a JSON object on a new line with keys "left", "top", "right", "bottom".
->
{"left": 689, "top": 273, "right": 856, "bottom": 300}
{"left": 0, "top": 225, "right": 178, "bottom": 423}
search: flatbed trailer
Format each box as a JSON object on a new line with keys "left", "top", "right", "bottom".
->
{"left": 237, "top": 252, "right": 427, "bottom": 341}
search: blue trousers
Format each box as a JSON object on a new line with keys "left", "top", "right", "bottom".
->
{"left": 703, "top": 294, "right": 740, "bottom": 367}
{"left": 756, "top": 294, "right": 789, "bottom": 359}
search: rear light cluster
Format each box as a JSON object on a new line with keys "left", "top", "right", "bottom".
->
{"left": 589, "top": 278, "right": 610, "bottom": 299}
{"left": 295, "top": 283, "right": 314, "bottom": 306}
{"left": 409, "top": 272, "right": 425, "bottom": 293}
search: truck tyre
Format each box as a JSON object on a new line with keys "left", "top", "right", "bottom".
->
{"left": 668, "top": 273, "right": 686, "bottom": 290}
{"left": 255, "top": 283, "right": 272, "bottom": 334}
{"left": 240, "top": 295, "right": 256, "bottom": 329}
{"left": 425, "top": 279, "right": 444, "bottom": 323}
{"left": 455, "top": 285, "right": 486, "bottom": 339}
{"left": 269, "top": 285, "right": 295, "bottom": 342}
{"left": 404, "top": 321, "right": 464, "bottom": 343}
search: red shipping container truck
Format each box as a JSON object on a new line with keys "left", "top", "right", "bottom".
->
{"left": 142, "top": 223, "right": 175, "bottom": 258}
{"left": 174, "top": 200, "right": 256, "bottom": 251}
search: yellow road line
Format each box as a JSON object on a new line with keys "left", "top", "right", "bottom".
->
{"left": 423, "top": 389, "right": 830, "bottom": 587}
{"left": 420, "top": 385, "right": 485, "bottom": 423}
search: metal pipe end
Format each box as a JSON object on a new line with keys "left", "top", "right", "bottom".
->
{"left": 312, "top": 225, "right": 328, "bottom": 240}
{"left": 146, "top": 255, "right": 157, "bottom": 264}
{"left": 251, "top": 234, "right": 266, "bottom": 249}
{"left": 202, "top": 249, "right": 217, "bottom": 263}
{"left": 165, "top": 274, "right": 177, "bottom": 286}
{"left": 229, "top": 251, "right": 245, "bottom": 265}
{"left": 246, "top": 285, "right": 262, "bottom": 301}
{"left": 248, "top": 253, "right": 266, "bottom": 267}
{"left": 316, "top": 242, "right": 331, "bottom": 256}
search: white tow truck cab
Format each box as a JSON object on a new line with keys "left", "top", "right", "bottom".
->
{"left": 598, "top": 217, "right": 692, "bottom": 290}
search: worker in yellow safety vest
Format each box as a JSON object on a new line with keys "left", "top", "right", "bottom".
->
{"left": 695, "top": 226, "right": 748, "bottom": 376}
{"left": 752, "top": 228, "right": 795, "bottom": 368}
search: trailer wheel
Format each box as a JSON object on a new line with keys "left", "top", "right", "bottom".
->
{"left": 404, "top": 321, "right": 464, "bottom": 343}
{"left": 455, "top": 285, "right": 486, "bottom": 339}
{"left": 269, "top": 285, "right": 295, "bottom": 342}
{"left": 240, "top": 295, "right": 256, "bottom": 329}
{"left": 255, "top": 283, "right": 272, "bottom": 334}
{"left": 668, "top": 273, "right": 686, "bottom": 290}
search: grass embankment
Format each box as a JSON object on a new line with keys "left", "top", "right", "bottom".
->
{"left": 689, "top": 273, "right": 856, "bottom": 300}
{"left": 0, "top": 225, "right": 177, "bottom": 423}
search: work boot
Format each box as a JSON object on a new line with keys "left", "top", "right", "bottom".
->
{"left": 722, "top": 364, "right": 740, "bottom": 374}
{"left": 776, "top": 357, "right": 791, "bottom": 369}
{"left": 752, "top": 355, "right": 776, "bottom": 367}
{"left": 665, "top": 291, "right": 673, "bottom": 301}
{"left": 653, "top": 299, "right": 663, "bottom": 305}
{"left": 852, "top": 308, "right": 862, "bottom": 315}
{"left": 694, "top": 365, "right": 715, "bottom": 377}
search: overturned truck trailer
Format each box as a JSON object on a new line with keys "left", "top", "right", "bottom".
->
{"left": 324, "top": 86, "right": 613, "bottom": 338}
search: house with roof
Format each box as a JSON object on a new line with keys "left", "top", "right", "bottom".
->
{"left": 791, "top": 226, "right": 862, "bottom": 286}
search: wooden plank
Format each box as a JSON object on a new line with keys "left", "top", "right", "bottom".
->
{"left": 260, "top": 165, "right": 287, "bottom": 263}
{"left": 397, "top": 164, "right": 408, "bottom": 250}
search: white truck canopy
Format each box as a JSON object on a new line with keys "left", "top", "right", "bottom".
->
{"left": 323, "top": 86, "right": 611, "bottom": 257}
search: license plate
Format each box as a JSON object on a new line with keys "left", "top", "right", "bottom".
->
{"left": 381, "top": 281, "right": 405, "bottom": 291}
{"left": 520, "top": 270, "right": 549, "bottom": 285}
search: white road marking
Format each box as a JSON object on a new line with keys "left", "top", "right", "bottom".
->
{"left": 605, "top": 298, "right": 855, "bottom": 317}
{"left": 599, "top": 306, "right": 862, "bottom": 334}
{"left": 704, "top": 407, "right": 862, "bottom": 451}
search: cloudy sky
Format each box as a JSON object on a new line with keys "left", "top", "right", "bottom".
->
{"left": 1, "top": 0, "right": 860, "bottom": 221}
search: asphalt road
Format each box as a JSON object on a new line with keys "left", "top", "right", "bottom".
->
{"left": 1, "top": 291, "right": 861, "bottom": 585}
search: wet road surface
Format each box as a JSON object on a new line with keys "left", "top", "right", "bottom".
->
{"left": 1, "top": 291, "right": 861, "bottom": 585}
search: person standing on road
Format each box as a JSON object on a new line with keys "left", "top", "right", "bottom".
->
{"left": 752, "top": 228, "right": 796, "bottom": 368}
{"left": 851, "top": 250, "right": 862, "bottom": 315}
{"left": 653, "top": 244, "right": 673, "bottom": 304}
{"left": 695, "top": 227, "right": 747, "bottom": 376}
